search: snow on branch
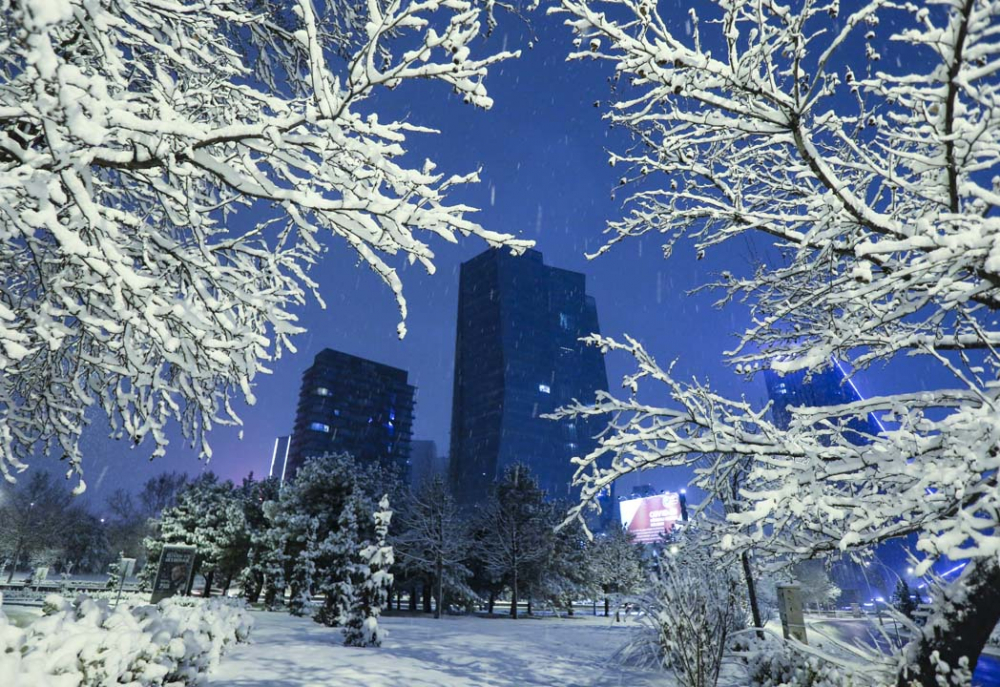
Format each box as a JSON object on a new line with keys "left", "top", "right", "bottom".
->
{"left": 0, "top": 0, "right": 531, "bottom": 487}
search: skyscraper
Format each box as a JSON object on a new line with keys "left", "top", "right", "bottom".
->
{"left": 408, "top": 439, "right": 447, "bottom": 488}
{"left": 448, "top": 249, "right": 609, "bottom": 505}
{"left": 763, "top": 363, "right": 883, "bottom": 441}
{"left": 287, "top": 349, "right": 415, "bottom": 478}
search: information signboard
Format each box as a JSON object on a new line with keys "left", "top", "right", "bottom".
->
{"left": 150, "top": 545, "right": 197, "bottom": 604}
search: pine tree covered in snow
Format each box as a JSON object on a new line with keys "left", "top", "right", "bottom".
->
{"left": 550, "top": 0, "right": 1000, "bottom": 682}
{"left": 251, "top": 453, "right": 381, "bottom": 620}
{"left": 236, "top": 475, "right": 281, "bottom": 603}
{"left": 140, "top": 473, "right": 242, "bottom": 595}
{"left": 0, "top": 0, "right": 531, "bottom": 491}
{"left": 344, "top": 495, "right": 394, "bottom": 647}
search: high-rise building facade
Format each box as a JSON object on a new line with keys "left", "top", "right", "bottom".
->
{"left": 448, "top": 249, "right": 610, "bottom": 505}
{"left": 408, "top": 439, "right": 448, "bottom": 488}
{"left": 287, "top": 349, "right": 415, "bottom": 478}
{"left": 763, "top": 363, "right": 883, "bottom": 441}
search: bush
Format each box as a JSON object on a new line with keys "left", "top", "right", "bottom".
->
{"left": 0, "top": 594, "right": 252, "bottom": 686}
{"left": 622, "top": 555, "right": 747, "bottom": 687}
{"left": 740, "top": 635, "right": 866, "bottom": 687}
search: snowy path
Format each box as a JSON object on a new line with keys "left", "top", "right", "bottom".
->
{"left": 208, "top": 611, "right": 667, "bottom": 687}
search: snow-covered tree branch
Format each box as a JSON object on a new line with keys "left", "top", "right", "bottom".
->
{"left": 549, "top": 0, "right": 1000, "bottom": 682}
{"left": 0, "top": 0, "right": 531, "bottom": 488}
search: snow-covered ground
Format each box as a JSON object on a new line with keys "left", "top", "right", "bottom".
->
{"left": 208, "top": 612, "right": 667, "bottom": 687}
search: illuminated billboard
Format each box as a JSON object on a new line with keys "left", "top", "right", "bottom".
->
{"left": 619, "top": 492, "right": 684, "bottom": 544}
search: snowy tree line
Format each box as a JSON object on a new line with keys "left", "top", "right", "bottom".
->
{"left": 139, "top": 458, "right": 647, "bottom": 621}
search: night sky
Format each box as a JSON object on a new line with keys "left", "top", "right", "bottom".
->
{"left": 41, "top": 2, "right": 954, "bottom": 513}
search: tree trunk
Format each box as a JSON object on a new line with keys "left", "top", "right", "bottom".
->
{"left": 741, "top": 551, "right": 763, "bottom": 632}
{"left": 510, "top": 570, "right": 518, "bottom": 619}
{"left": 248, "top": 572, "right": 263, "bottom": 603}
{"left": 409, "top": 583, "right": 417, "bottom": 611}
{"left": 7, "top": 539, "right": 23, "bottom": 583}
{"left": 897, "top": 559, "right": 1000, "bottom": 687}
{"left": 204, "top": 569, "right": 215, "bottom": 598}
{"left": 488, "top": 589, "right": 495, "bottom": 615}
{"left": 604, "top": 596, "right": 610, "bottom": 617}
{"left": 222, "top": 572, "right": 233, "bottom": 595}
{"left": 527, "top": 594, "right": 532, "bottom": 616}
{"left": 434, "top": 557, "right": 444, "bottom": 619}
{"left": 422, "top": 581, "right": 432, "bottom": 613}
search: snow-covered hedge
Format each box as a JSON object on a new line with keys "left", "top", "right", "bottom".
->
{"left": 0, "top": 594, "right": 252, "bottom": 687}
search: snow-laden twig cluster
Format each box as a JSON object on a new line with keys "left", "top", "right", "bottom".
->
{"left": 0, "top": 0, "right": 531, "bottom": 488}
{"left": 0, "top": 594, "right": 252, "bottom": 687}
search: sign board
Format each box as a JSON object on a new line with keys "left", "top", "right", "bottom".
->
{"left": 150, "top": 545, "right": 197, "bottom": 604}
{"left": 33, "top": 566, "right": 49, "bottom": 584}
{"left": 618, "top": 492, "right": 684, "bottom": 544}
{"left": 120, "top": 558, "right": 136, "bottom": 579}
{"left": 777, "top": 583, "right": 808, "bottom": 644}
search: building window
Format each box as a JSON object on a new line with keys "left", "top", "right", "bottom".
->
{"left": 538, "top": 383, "right": 551, "bottom": 394}
{"left": 309, "top": 422, "right": 330, "bottom": 433}
{"left": 315, "top": 387, "right": 331, "bottom": 396}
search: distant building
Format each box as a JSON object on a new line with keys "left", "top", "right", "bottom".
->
{"left": 763, "top": 363, "right": 883, "bottom": 441}
{"left": 287, "top": 349, "right": 415, "bottom": 478}
{"left": 269, "top": 435, "right": 291, "bottom": 484}
{"left": 448, "top": 248, "right": 610, "bottom": 506}
{"left": 408, "top": 440, "right": 447, "bottom": 488}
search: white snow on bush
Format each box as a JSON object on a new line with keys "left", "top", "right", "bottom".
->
{"left": 0, "top": 594, "right": 252, "bottom": 687}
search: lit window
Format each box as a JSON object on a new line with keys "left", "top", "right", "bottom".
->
{"left": 559, "top": 313, "right": 570, "bottom": 330}
{"left": 539, "top": 384, "right": 551, "bottom": 394}
{"left": 389, "top": 409, "right": 396, "bottom": 421}
{"left": 315, "top": 387, "right": 330, "bottom": 396}
{"left": 309, "top": 422, "right": 330, "bottom": 433}
{"left": 333, "top": 409, "right": 341, "bottom": 416}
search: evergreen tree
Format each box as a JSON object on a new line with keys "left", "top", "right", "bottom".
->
{"left": 254, "top": 453, "right": 377, "bottom": 619}
{"left": 140, "top": 473, "right": 242, "bottom": 595}
{"left": 237, "top": 475, "right": 282, "bottom": 603}
{"left": 344, "top": 496, "right": 395, "bottom": 648}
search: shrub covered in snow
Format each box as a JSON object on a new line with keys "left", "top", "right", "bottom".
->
{"left": 621, "top": 555, "right": 746, "bottom": 687}
{"left": 0, "top": 594, "right": 252, "bottom": 686}
{"left": 736, "top": 635, "right": 888, "bottom": 687}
